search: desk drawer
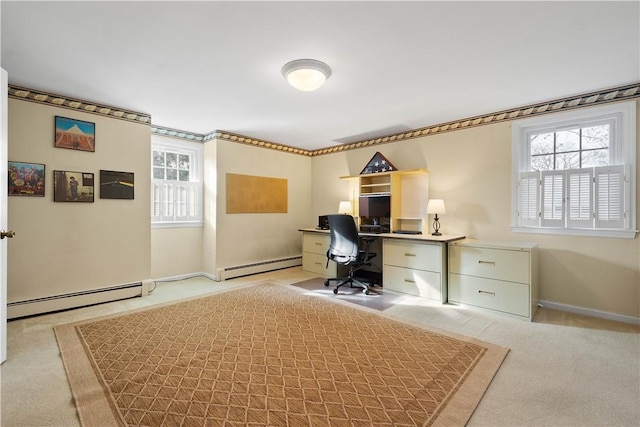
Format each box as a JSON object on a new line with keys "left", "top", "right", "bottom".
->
{"left": 383, "top": 239, "right": 441, "bottom": 272}
{"left": 449, "top": 273, "right": 530, "bottom": 318}
{"left": 383, "top": 265, "right": 441, "bottom": 300}
{"left": 303, "top": 233, "right": 330, "bottom": 255}
{"left": 449, "top": 246, "right": 529, "bottom": 284}
{"left": 302, "top": 252, "right": 335, "bottom": 276}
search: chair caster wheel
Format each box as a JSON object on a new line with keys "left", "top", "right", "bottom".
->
{"left": 324, "top": 280, "right": 329, "bottom": 287}
{"left": 364, "top": 290, "right": 370, "bottom": 295}
{"left": 333, "top": 288, "right": 339, "bottom": 294}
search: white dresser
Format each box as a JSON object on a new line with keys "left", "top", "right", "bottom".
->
{"left": 301, "top": 232, "right": 337, "bottom": 277}
{"left": 448, "top": 239, "right": 539, "bottom": 321}
{"left": 382, "top": 238, "right": 448, "bottom": 303}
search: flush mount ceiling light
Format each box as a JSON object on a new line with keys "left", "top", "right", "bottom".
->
{"left": 281, "top": 59, "right": 332, "bottom": 92}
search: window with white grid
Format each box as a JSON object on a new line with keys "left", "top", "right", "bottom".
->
{"left": 151, "top": 137, "right": 203, "bottom": 227}
{"left": 512, "top": 101, "right": 636, "bottom": 238}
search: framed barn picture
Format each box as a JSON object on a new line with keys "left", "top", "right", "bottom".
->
{"left": 54, "top": 116, "right": 95, "bottom": 152}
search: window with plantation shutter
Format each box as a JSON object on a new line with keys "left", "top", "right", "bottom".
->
{"left": 512, "top": 101, "right": 636, "bottom": 238}
{"left": 151, "top": 137, "right": 203, "bottom": 227}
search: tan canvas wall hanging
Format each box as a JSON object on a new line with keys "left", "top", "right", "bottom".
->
{"left": 226, "top": 173, "right": 288, "bottom": 213}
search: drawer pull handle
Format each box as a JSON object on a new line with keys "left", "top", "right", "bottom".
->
{"left": 404, "top": 279, "right": 416, "bottom": 284}
{"left": 314, "top": 262, "right": 323, "bottom": 266}
{"left": 404, "top": 253, "right": 417, "bottom": 257}
{"left": 478, "top": 290, "right": 496, "bottom": 297}
{"left": 314, "top": 242, "right": 323, "bottom": 246}
{"left": 478, "top": 260, "right": 496, "bottom": 266}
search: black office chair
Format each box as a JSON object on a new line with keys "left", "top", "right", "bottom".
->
{"left": 324, "top": 214, "right": 377, "bottom": 295}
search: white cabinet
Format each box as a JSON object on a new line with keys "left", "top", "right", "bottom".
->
{"left": 382, "top": 238, "right": 447, "bottom": 302}
{"left": 448, "top": 239, "right": 539, "bottom": 321}
{"left": 301, "top": 232, "right": 336, "bottom": 277}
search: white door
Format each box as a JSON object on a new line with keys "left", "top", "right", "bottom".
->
{"left": 1, "top": 68, "right": 8, "bottom": 363}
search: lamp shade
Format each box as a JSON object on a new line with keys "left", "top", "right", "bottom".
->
{"left": 338, "top": 201, "right": 353, "bottom": 215}
{"left": 281, "top": 59, "right": 332, "bottom": 91}
{"left": 426, "top": 199, "right": 446, "bottom": 215}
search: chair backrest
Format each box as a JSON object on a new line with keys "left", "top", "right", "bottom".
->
{"left": 327, "top": 214, "right": 360, "bottom": 265}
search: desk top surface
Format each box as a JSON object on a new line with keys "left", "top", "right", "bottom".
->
{"left": 299, "top": 228, "right": 465, "bottom": 243}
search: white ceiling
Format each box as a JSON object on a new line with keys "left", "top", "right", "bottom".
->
{"left": 2, "top": 1, "right": 639, "bottom": 151}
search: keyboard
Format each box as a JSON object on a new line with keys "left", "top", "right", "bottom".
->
{"left": 392, "top": 230, "right": 422, "bottom": 235}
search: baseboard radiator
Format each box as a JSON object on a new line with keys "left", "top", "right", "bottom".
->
{"left": 7, "top": 282, "right": 144, "bottom": 319}
{"left": 216, "top": 256, "right": 302, "bottom": 281}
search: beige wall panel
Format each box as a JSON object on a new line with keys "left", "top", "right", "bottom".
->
{"left": 151, "top": 227, "right": 203, "bottom": 279}
{"left": 209, "top": 140, "right": 311, "bottom": 275}
{"left": 7, "top": 99, "right": 151, "bottom": 302}
{"left": 310, "top": 105, "right": 639, "bottom": 318}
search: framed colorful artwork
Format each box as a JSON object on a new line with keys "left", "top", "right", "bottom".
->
{"left": 8, "top": 161, "right": 45, "bottom": 196}
{"left": 54, "top": 116, "right": 95, "bottom": 152}
{"left": 53, "top": 170, "right": 94, "bottom": 202}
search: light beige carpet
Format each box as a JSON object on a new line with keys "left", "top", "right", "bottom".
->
{"left": 55, "top": 282, "right": 509, "bottom": 426}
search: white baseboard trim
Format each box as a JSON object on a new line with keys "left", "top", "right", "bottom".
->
{"left": 538, "top": 299, "right": 640, "bottom": 326}
{"left": 215, "top": 256, "right": 302, "bottom": 281}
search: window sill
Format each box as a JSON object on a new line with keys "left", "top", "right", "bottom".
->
{"left": 152, "top": 221, "right": 204, "bottom": 229}
{"left": 512, "top": 226, "right": 637, "bottom": 239}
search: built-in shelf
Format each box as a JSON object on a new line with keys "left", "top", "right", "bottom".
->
{"left": 341, "top": 168, "right": 429, "bottom": 233}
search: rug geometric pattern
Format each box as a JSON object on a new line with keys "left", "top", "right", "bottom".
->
{"left": 57, "top": 283, "right": 507, "bottom": 426}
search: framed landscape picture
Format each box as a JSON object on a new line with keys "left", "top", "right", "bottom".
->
{"left": 54, "top": 116, "right": 95, "bottom": 152}
{"left": 53, "top": 170, "right": 94, "bottom": 202}
{"left": 8, "top": 161, "right": 45, "bottom": 196}
{"left": 100, "top": 170, "right": 134, "bottom": 200}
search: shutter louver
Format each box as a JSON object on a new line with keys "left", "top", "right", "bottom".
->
{"left": 595, "top": 165, "right": 625, "bottom": 229}
{"left": 518, "top": 172, "right": 539, "bottom": 226}
{"left": 541, "top": 171, "right": 565, "bottom": 227}
{"left": 567, "top": 169, "right": 593, "bottom": 228}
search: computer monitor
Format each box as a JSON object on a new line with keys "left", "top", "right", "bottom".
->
{"left": 359, "top": 195, "right": 390, "bottom": 219}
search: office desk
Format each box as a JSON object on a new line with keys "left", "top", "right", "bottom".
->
{"left": 299, "top": 228, "right": 465, "bottom": 303}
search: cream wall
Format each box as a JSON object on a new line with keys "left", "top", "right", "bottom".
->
{"left": 151, "top": 227, "right": 203, "bottom": 279}
{"left": 7, "top": 99, "right": 151, "bottom": 302}
{"left": 205, "top": 139, "right": 311, "bottom": 276}
{"left": 310, "top": 102, "right": 640, "bottom": 319}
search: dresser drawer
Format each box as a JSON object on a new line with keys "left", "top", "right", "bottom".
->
{"left": 449, "top": 273, "right": 530, "bottom": 318}
{"left": 383, "top": 265, "right": 441, "bottom": 300}
{"left": 302, "top": 252, "right": 336, "bottom": 276}
{"left": 303, "top": 233, "right": 330, "bottom": 255}
{"left": 383, "top": 239, "right": 441, "bottom": 272}
{"left": 449, "top": 245, "right": 530, "bottom": 284}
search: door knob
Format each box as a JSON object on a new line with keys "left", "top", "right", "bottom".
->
{"left": 0, "top": 230, "right": 15, "bottom": 239}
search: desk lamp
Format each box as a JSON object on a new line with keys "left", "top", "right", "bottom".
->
{"left": 338, "top": 201, "right": 353, "bottom": 215}
{"left": 426, "top": 199, "right": 446, "bottom": 236}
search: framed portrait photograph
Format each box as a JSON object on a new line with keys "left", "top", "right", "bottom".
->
{"left": 8, "top": 161, "right": 45, "bottom": 196}
{"left": 53, "top": 170, "right": 94, "bottom": 202}
{"left": 100, "top": 170, "right": 134, "bottom": 200}
{"left": 54, "top": 116, "right": 95, "bottom": 152}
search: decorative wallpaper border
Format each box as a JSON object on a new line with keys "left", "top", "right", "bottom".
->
{"left": 9, "top": 82, "right": 639, "bottom": 156}
{"left": 150, "top": 125, "right": 205, "bottom": 142}
{"left": 8, "top": 85, "right": 151, "bottom": 125}
{"left": 203, "top": 131, "right": 313, "bottom": 156}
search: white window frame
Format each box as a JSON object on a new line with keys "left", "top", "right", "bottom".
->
{"left": 512, "top": 101, "right": 636, "bottom": 238}
{"left": 151, "top": 136, "right": 203, "bottom": 228}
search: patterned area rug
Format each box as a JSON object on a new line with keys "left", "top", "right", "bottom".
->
{"left": 55, "top": 282, "right": 509, "bottom": 426}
